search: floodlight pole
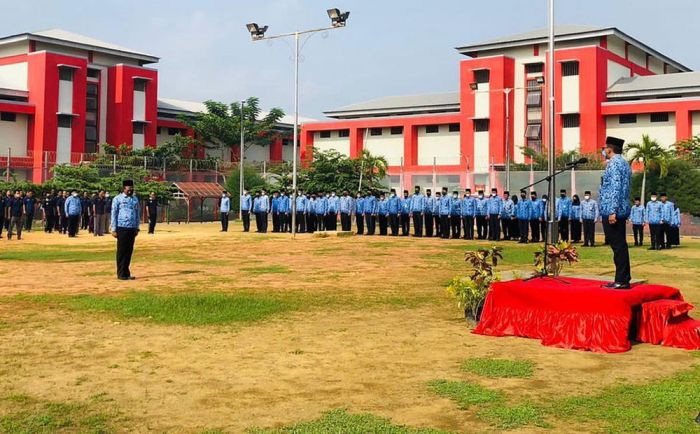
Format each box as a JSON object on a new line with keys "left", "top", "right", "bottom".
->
{"left": 252, "top": 23, "right": 347, "bottom": 239}
{"left": 239, "top": 100, "right": 245, "bottom": 220}
{"left": 546, "top": 0, "right": 557, "bottom": 246}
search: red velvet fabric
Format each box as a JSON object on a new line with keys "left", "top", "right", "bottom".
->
{"left": 662, "top": 318, "right": 700, "bottom": 350}
{"left": 473, "top": 277, "right": 682, "bottom": 353}
{"left": 636, "top": 299, "right": 694, "bottom": 345}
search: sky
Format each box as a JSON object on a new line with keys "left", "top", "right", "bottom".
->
{"left": 2, "top": 0, "right": 700, "bottom": 120}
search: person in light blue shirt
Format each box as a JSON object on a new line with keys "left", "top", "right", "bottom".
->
{"left": 450, "top": 191, "right": 462, "bottom": 239}
{"left": 279, "top": 192, "right": 291, "bottom": 233}
{"left": 399, "top": 190, "right": 411, "bottom": 236}
{"left": 486, "top": 188, "right": 502, "bottom": 241}
{"left": 432, "top": 191, "right": 442, "bottom": 237}
{"left": 387, "top": 189, "right": 400, "bottom": 236}
{"left": 475, "top": 190, "right": 489, "bottom": 240}
{"left": 410, "top": 186, "right": 426, "bottom": 237}
{"left": 339, "top": 190, "right": 353, "bottom": 231}
{"left": 64, "top": 190, "right": 82, "bottom": 238}
{"left": 599, "top": 136, "right": 632, "bottom": 289}
{"left": 326, "top": 191, "right": 340, "bottom": 231}
{"left": 295, "top": 189, "right": 307, "bottom": 233}
{"left": 354, "top": 192, "right": 365, "bottom": 235}
{"left": 644, "top": 192, "right": 663, "bottom": 250}
{"left": 529, "top": 191, "right": 542, "bottom": 242}
{"left": 438, "top": 188, "right": 452, "bottom": 239}
{"left": 500, "top": 191, "right": 515, "bottom": 240}
{"left": 256, "top": 190, "right": 270, "bottom": 233}
{"left": 314, "top": 192, "right": 328, "bottom": 231}
{"left": 629, "top": 197, "right": 645, "bottom": 246}
{"left": 659, "top": 193, "right": 675, "bottom": 249}
{"left": 364, "top": 192, "right": 377, "bottom": 235}
{"left": 516, "top": 190, "right": 532, "bottom": 243}
{"left": 461, "top": 189, "right": 476, "bottom": 240}
{"left": 377, "top": 192, "right": 389, "bottom": 235}
{"left": 220, "top": 191, "right": 231, "bottom": 232}
{"left": 111, "top": 180, "right": 140, "bottom": 280}
{"left": 424, "top": 189, "right": 436, "bottom": 237}
{"left": 240, "top": 189, "right": 252, "bottom": 232}
{"left": 580, "top": 190, "right": 599, "bottom": 247}
{"left": 556, "top": 189, "right": 573, "bottom": 241}
{"left": 306, "top": 194, "right": 317, "bottom": 233}
{"left": 670, "top": 203, "right": 681, "bottom": 246}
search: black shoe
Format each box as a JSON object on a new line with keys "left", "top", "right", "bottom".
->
{"left": 612, "top": 282, "right": 631, "bottom": 290}
{"left": 602, "top": 282, "right": 616, "bottom": 288}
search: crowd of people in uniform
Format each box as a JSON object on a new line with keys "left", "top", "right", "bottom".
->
{"left": 234, "top": 185, "right": 682, "bottom": 246}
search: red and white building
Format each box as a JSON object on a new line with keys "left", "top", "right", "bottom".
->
{"left": 301, "top": 25, "right": 700, "bottom": 190}
{"left": 0, "top": 29, "right": 312, "bottom": 183}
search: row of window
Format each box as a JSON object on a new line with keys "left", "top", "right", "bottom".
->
{"left": 619, "top": 112, "right": 670, "bottom": 124}
{"left": 0, "top": 112, "right": 16, "bottom": 122}
{"left": 319, "top": 124, "right": 461, "bottom": 139}
{"left": 157, "top": 127, "right": 186, "bottom": 136}
{"left": 474, "top": 61, "right": 579, "bottom": 85}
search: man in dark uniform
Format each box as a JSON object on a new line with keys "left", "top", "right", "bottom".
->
{"left": 93, "top": 191, "right": 107, "bottom": 236}
{"left": 7, "top": 191, "right": 25, "bottom": 240}
{"left": 111, "top": 180, "right": 140, "bottom": 280}
{"left": 0, "top": 190, "right": 6, "bottom": 238}
{"left": 80, "top": 192, "right": 91, "bottom": 231}
{"left": 23, "top": 191, "right": 36, "bottom": 232}
{"left": 599, "top": 136, "right": 632, "bottom": 289}
{"left": 56, "top": 191, "right": 68, "bottom": 234}
{"left": 41, "top": 192, "right": 54, "bottom": 233}
{"left": 146, "top": 192, "right": 158, "bottom": 234}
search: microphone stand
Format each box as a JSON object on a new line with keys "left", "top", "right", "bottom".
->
{"left": 522, "top": 160, "right": 586, "bottom": 283}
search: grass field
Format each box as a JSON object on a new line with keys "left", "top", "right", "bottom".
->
{"left": 0, "top": 222, "right": 698, "bottom": 433}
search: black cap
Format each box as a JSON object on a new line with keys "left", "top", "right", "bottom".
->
{"left": 651, "top": 191, "right": 657, "bottom": 195}
{"left": 634, "top": 197, "right": 641, "bottom": 201}
{"left": 491, "top": 188, "right": 497, "bottom": 192}
{"left": 660, "top": 192, "right": 667, "bottom": 196}
{"left": 520, "top": 189, "right": 526, "bottom": 194}
{"left": 504, "top": 190, "right": 509, "bottom": 195}
{"left": 560, "top": 189, "right": 567, "bottom": 193}
{"left": 584, "top": 190, "right": 591, "bottom": 195}
{"left": 122, "top": 179, "right": 134, "bottom": 187}
{"left": 477, "top": 190, "right": 484, "bottom": 194}
{"left": 465, "top": 188, "right": 471, "bottom": 192}
{"left": 605, "top": 136, "right": 624, "bottom": 147}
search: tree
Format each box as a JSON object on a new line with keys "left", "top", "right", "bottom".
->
{"left": 224, "top": 165, "right": 270, "bottom": 213}
{"left": 673, "top": 135, "right": 700, "bottom": 166}
{"left": 181, "top": 97, "right": 285, "bottom": 160}
{"left": 47, "top": 164, "right": 172, "bottom": 200}
{"left": 299, "top": 149, "right": 388, "bottom": 193}
{"left": 625, "top": 134, "right": 670, "bottom": 205}
{"left": 632, "top": 159, "right": 700, "bottom": 216}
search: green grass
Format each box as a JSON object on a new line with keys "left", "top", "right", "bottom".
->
{"left": 427, "top": 380, "right": 503, "bottom": 409}
{"left": 0, "top": 394, "right": 120, "bottom": 433}
{"left": 248, "top": 409, "right": 450, "bottom": 434}
{"left": 478, "top": 403, "right": 549, "bottom": 430}
{"left": 0, "top": 248, "right": 113, "bottom": 263}
{"left": 240, "top": 265, "right": 292, "bottom": 275}
{"left": 65, "top": 292, "right": 301, "bottom": 326}
{"left": 460, "top": 358, "right": 535, "bottom": 379}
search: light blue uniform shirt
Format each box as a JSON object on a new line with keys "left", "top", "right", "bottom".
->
{"left": 439, "top": 196, "right": 452, "bottom": 216}
{"left": 630, "top": 205, "right": 644, "bottom": 225}
{"left": 279, "top": 196, "right": 290, "bottom": 213}
{"left": 111, "top": 193, "right": 140, "bottom": 229}
{"left": 295, "top": 195, "right": 307, "bottom": 213}
{"left": 476, "top": 197, "right": 489, "bottom": 216}
{"left": 461, "top": 196, "right": 476, "bottom": 217}
{"left": 64, "top": 195, "right": 82, "bottom": 216}
{"left": 570, "top": 204, "right": 581, "bottom": 220}
{"left": 599, "top": 154, "right": 631, "bottom": 218}
{"left": 410, "top": 194, "right": 425, "bottom": 213}
{"left": 387, "top": 195, "right": 400, "bottom": 215}
{"left": 327, "top": 195, "right": 339, "bottom": 213}
{"left": 339, "top": 196, "right": 352, "bottom": 214}
{"left": 271, "top": 196, "right": 280, "bottom": 213}
{"left": 672, "top": 207, "right": 681, "bottom": 227}
{"left": 580, "top": 199, "right": 599, "bottom": 221}
{"left": 450, "top": 197, "right": 461, "bottom": 216}
{"left": 259, "top": 195, "right": 270, "bottom": 212}
{"left": 399, "top": 197, "right": 410, "bottom": 215}
{"left": 365, "top": 196, "right": 377, "bottom": 214}
{"left": 377, "top": 199, "right": 389, "bottom": 215}
{"left": 660, "top": 201, "right": 675, "bottom": 224}
{"left": 530, "top": 199, "right": 543, "bottom": 220}
{"left": 354, "top": 197, "right": 364, "bottom": 214}
{"left": 645, "top": 201, "right": 662, "bottom": 224}
{"left": 314, "top": 197, "right": 327, "bottom": 215}
{"left": 240, "top": 194, "right": 252, "bottom": 211}
{"left": 220, "top": 196, "right": 231, "bottom": 213}
{"left": 486, "top": 196, "right": 502, "bottom": 215}
{"left": 516, "top": 199, "right": 532, "bottom": 220}
{"left": 425, "top": 196, "right": 436, "bottom": 214}
{"left": 432, "top": 196, "right": 441, "bottom": 214}
{"left": 556, "top": 197, "right": 572, "bottom": 219}
{"left": 501, "top": 198, "right": 514, "bottom": 219}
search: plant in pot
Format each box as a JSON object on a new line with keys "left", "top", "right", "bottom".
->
{"left": 533, "top": 241, "right": 579, "bottom": 277}
{"left": 447, "top": 246, "right": 503, "bottom": 323}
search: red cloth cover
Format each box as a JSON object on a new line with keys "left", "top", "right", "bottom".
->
{"left": 473, "top": 277, "right": 682, "bottom": 353}
{"left": 662, "top": 318, "right": 700, "bottom": 350}
{"left": 636, "top": 299, "right": 694, "bottom": 345}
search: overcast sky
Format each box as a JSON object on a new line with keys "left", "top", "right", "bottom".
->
{"left": 3, "top": 0, "right": 699, "bottom": 119}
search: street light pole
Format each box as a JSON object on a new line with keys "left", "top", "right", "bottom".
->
{"left": 239, "top": 100, "right": 245, "bottom": 220}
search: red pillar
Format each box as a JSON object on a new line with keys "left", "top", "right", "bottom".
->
{"left": 676, "top": 109, "right": 692, "bottom": 141}
{"left": 349, "top": 127, "right": 364, "bottom": 158}
{"left": 270, "top": 137, "right": 283, "bottom": 162}
{"left": 403, "top": 124, "right": 418, "bottom": 167}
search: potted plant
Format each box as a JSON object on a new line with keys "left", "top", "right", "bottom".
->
{"left": 533, "top": 241, "right": 579, "bottom": 277}
{"left": 447, "top": 246, "right": 503, "bottom": 323}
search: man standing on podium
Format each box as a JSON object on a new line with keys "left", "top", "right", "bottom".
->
{"left": 599, "top": 136, "right": 632, "bottom": 290}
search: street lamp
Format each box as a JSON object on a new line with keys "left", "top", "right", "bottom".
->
{"left": 239, "top": 100, "right": 245, "bottom": 220}
{"left": 247, "top": 9, "right": 350, "bottom": 238}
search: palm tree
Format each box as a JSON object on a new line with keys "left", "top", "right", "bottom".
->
{"left": 625, "top": 134, "right": 670, "bottom": 206}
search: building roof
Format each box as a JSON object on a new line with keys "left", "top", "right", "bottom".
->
{"left": 0, "top": 29, "right": 159, "bottom": 64}
{"left": 456, "top": 25, "right": 690, "bottom": 72}
{"left": 157, "top": 97, "right": 317, "bottom": 127}
{"left": 607, "top": 71, "right": 700, "bottom": 99}
{"left": 324, "top": 92, "right": 461, "bottom": 119}
{"left": 171, "top": 182, "right": 224, "bottom": 199}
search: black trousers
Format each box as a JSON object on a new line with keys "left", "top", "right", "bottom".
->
{"left": 451, "top": 215, "right": 461, "bottom": 239}
{"left": 116, "top": 227, "right": 138, "bottom": 279}
{"left": 242, "top": 210, "right": 251, "bottom": 232}
{"left": 306, "top": 214, "right": 315, "bottom": 233}
{"left": 602, "top": 218, "right": 631, "bottom": 284}
{"left": 327, "top": 212, "right": 338, "bottom": 231}
{"left": 149, "top": 215, "right": 158, "bottom": 234}
{"left": 649, "top": 223, "right": 661, "bottom": 249}
{"left": 220, "top": 212, "right": 229, "bottom": 232}
{"left": 81, "top": 212, "right": 90, "bottom": 230}
{"left": 44, "top": 214, "right": 54, "bottom": 233}
{"left": 67, "top": 215, "right": 80, "bottom": 237}
{"left": 340, "top": 213, "right": 351, "bottom": 231}
{"left": 24, "top": 214, "right": 34, "bottom": 231}
{"left": 272, "top": 212, "right": 280, "bottom": 232}
{"left": 296, "top": 211, "right": 306, "bottom": 233}
{"left": 661, "top": 223, "right": 671, "bottom": 248}
{"left": 570, "top": 219, "right": 582, "bottom": 243}
{"left": 356, "top": 214, "right": 364, "bottom": 235}
{"left": 440, "top": 215, "right": 450, "bottom": 239}
{"left": 530, "top": 220, "right": 540, "bottom": 242}
{"left": 488, "top": 215, "right": 500, "bottom": 241}
{"left": 365, "top": 214, "right": 376, "bottom": 235}
{"left": 280, "top": 213, "right": 289, "bottom": 232}
{"left": 462, "top": 216, "right": 474, "bottom": 240}
{"left": 518, "top": 219, "right": 529, "bottom": 242}
{"left": 510, "top": 219, "right": 519, "bottom": 240}
{"left": 256, "top": 212, "right": 268, "bottom": 233}
{"left": 632, "top": 224, "right": 643, "bottom": 246}
{"left": 501, "top": 217, "right": 510, "bottom": 240}
{"left": 424, "top": 213, "right": 433, "bottom": 237}
{"left": 476, "top": 216, "right": 488, "bottom": 239}
{"left": 400, "top": 214, "right": 410, "bottom": 236}
{"left": 388, "top": 214, "right": 399, "bottom": 236}
{"left": 378, "top": 215, "right": 388, "bottom": 235}
{"left": 434, "top": 215, "right": 441, "bottom": 237}
{"left": 60, "top": 214, "right": 68, "bottom": 233}
{"left": 559, "top": 217, "right": 570, "bottom": 241}
{"left": 316, "top": 215, "right": 325, "bottom": 231}
{"left": 540, "top": 220, "right": 547, "bottom": 241}
{"left": 670, "top": 226, "right": 680, "bottom": 245}
{"left": 583, "top": 219, "right": 596, "bottom": 246}
{"left": 412, "top": 211, "right": 423, "bottom": 236}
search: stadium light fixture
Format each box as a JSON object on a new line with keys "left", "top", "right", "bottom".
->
{"left": 327, "top": 8, "right": 350, "bottom": 27}
{"left": 246, "top": 23, "right": 268, "bottom": 40}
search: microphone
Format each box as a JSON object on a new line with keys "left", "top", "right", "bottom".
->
{"left": 566, "top": 157, "right": 588, "bottom": 167}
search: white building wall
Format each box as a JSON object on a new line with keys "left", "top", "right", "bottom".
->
{"left": 692, "top": 112, "right": 700, "bottom": 136}
{"left": 0, "top": 62, "right": 28, "bottom": 91}
{"left": 56, "top": 126, "right": 72, "bottom": 164}
{"left": 562, "top": 127, "right": 580, "bottom": 153}
{"left": 605, "top": 113, "right": 676, "bottom": 150}
{"left": 132, "top": 133, "right": 144, "bottom": 150}
{"left": 561, "top": 75, "right": 580, "bottom": 113}
{"left": 91, "top": 65, "right": 108, "bottom": 144}
{"left": 607, "top": 36, "right": 626, "bottom": 58}
{"left": 0, "top": 114, "right": 28, "bottom": 156}
{"left": 245, "top": 144, "right": 270, "bottom": 162}
{"left": 364, "top": 128, "right": 403, "bottom": 166}
{"left": 0, "top": 41, "right": 29, "bottom": 58}
{"left": 34, "top": 42, "right": 87, "bottom": 59}
{"left": 417, "top": 125, "right": 460, "bottom": 165}
{"left": 474, "top": 82, "right": 490, "bottom": 118}
{"left": 133, "top": 90, "right": 146, "bottom": 121}
{"left": 648, "top": 57, "right": 664, "bottom": 74}
{"left": 58, "top": 79, "right": 73, "bottom": 113}
{"left": 282, "top": 142, "right": 294, "bottom": 161}
{"left": 313, "top": 131, "right": 350, "bottom": 156}
{"left": 607, "top": 60, "right": 631, "bottom": 87}
{"left": 510, "top": 46, "right": 545, "bottom": 164}
{"left": 473, "top": 131, "right": 489, "bottom": 173}
{"left": 205, "top": 145, "right": 231, "bottom": 162}
{"left": 627, "top": 45, "right": 647, "bottom": 69}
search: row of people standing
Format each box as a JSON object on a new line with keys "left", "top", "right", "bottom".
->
{"left": 629, "top": 192, "right": 681, "bottom": 249}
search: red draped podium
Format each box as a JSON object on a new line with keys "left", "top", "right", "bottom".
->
{"left": 473, "top": 277, "right": 683, "bottom": 353}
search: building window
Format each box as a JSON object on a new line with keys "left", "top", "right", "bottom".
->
{"left": 562, "top": 61, "right": 580, "bottom": 76}
{"left": 133, "top": 122, "right": 146, "bottom": 135}
{"left": 390, "top": 126, "right": 403, "bottom": 135}
{"left": 168, "top": 127, "right": 180, "bottom": 136}
{"left": 134, "top": 79, "right": 147, "bottom": 92}
{"left": 338, "top": 129, "right": 350, "bottom": 138}
{"left": 0, "top": 112, "right": 16, "bottom": 122}
{"left": 473, "top": 119, "right": 489, "bottom": 132}
{"left": 87, "top": 83, "right": 98, "bottom": 96}
{"left": 526, "top": 90, "right": 542, "bottom": 107}
{"left": 650, "top": 112, "right": 669, "bottom": 123}
{"left": 448, "top": 123, "right": 460, "bottom": 132}
{"left": 282, "top": 139, "right": 290, "bottom": 146}
{"left": 87, "top": 68, "right": 100, "bottom": 79}
{"left": 562, "top": 113, "right": 580, "bottom": 128}
{"left": 319, "top": 130, "right": 331, "bottom": 138}
{"left": 425, "top": 125, "right": 439, "bottom": 134}
{"left": 525, "top": 123, "right": 542, "bottom": 140}
{"left": 619, "top": 114, "right": 637, "bottom": 124}
{"left": 370, "top": 127, "right": 383, "bottom": 136}
{"left": 58, "top": 114, "right": 73, "bottom": 128}
{"left": 156, "top": 127, "right": 162, "bottom": 134}
{"left": 474, "top": 69, "right": 490, "bottom": 83}
{"left": 58, "top": 67, "right": 74, "bottom": 82}
{"left": 525, "top": 63, "right": 544, "bottom": 74}
{"left": 85, "top": 125, "right": 98, "bottom": 141}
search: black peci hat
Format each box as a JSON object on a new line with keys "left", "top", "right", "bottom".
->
{"left": 122, "top": 179, "right": 134, "bottom": 187}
